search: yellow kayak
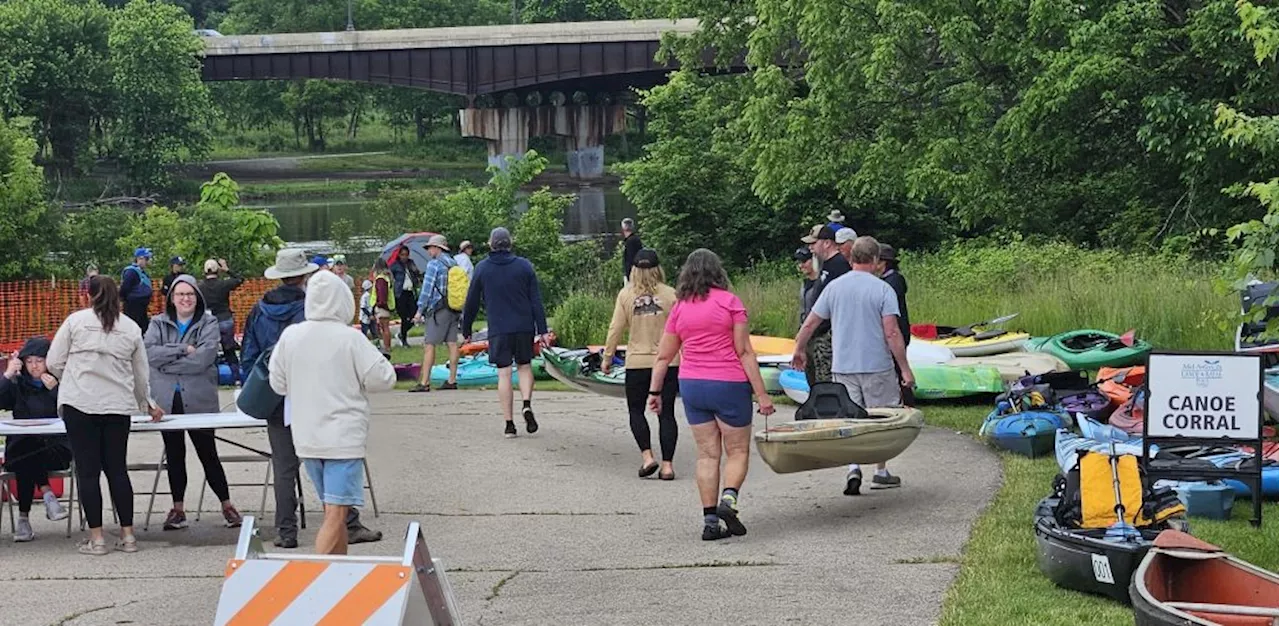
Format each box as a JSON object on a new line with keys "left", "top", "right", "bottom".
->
{"left": 911, "top": 314, "right": 1029, "bottom": 356}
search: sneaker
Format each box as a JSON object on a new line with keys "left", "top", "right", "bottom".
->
{"left": 348, "top": 524, "right": 383, "bottom": 544}
{"left": 716, "top": 494, "right": 747, "bottom": 536}
{"left": 408, "top": 383, "right": 430, "bottom": 393}
{"left": 78, "top": 538, "right": 109, "bottom": 556}
{"left": 222, "top": 505, "right": 244, "bottom": 528}
{"left": 523, "top": 406, "right": 539, "bottom": 434}
{"left": 163, "top": 508, "right": 188, "bottom": 531}
{"left": 702, "top": 523, "right": 732, "bottom": 541}
{"left": 504, "top": 421, "right": 517, "bottom": 438}
{"left": 439, "top": 381, "right": 458, "bottom": 390}
{"left": 116, "top": 535, "right": 139, "bottom": 553}
{"left": 13, "top": 517, "right": 34, "bottom": 542}
{"left": 871, "top": 472, "right": 902, "bottom": 490}
{"left": 844, "top": 468, "right": 863, "bottom": 496}
{"left": 273, "top": 534, "right": 298, "bottom": 549}
{"left": 43, "top": 491, "right": 68, "bottom": 521}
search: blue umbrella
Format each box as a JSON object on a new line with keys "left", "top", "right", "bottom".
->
{"left": 380, "top": 232, "right": 439, "bottom": 274}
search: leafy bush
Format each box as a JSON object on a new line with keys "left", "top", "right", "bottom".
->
{"left": 552, "top": 292, "right": 615, "bottom": 347}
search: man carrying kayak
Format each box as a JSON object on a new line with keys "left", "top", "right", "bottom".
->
{"left": 793, "top": 236, "right": 914, "bottom": 495}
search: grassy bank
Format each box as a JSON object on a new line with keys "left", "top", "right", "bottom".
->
{"left": 926, "top": 405, "right": 1277, "bottom": 625}
{"left": 236, "top": 176, "right": 476, "bottom": 200}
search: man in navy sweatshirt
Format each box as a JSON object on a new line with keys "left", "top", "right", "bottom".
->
{"left": 461, "top": 227, "right": 550, "bottom": 438}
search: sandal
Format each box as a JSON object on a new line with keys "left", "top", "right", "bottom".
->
{"left": 658, "top": 471, "right": 675, "bottom": 481}
{"left": 638, "top": 462, "right": 659, "bottom": 478}
{"left": 116, "top": 536, "right": 139, "bottom": 553}
{"left": 78, "top": 538, "right": 109, "bottom": 556}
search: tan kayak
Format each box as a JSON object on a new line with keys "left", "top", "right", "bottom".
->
{"left": 754, "top": 408, "right": 925, "bottom": 473}
{"left": 943, "top": 352, "right": 1070, "bottom": 383}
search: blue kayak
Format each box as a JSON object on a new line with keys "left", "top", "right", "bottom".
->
{"left": 780, "top": 368, "right": 810, "bottom": 403}
{"left": 429, "top": 355, "right": 548, "bottom": 388}
{"left": 981, "top": 409, "right": 1072, "bottom": 458}
{"left": 1222, "top": 465, "right": 1279, "bottom": 500}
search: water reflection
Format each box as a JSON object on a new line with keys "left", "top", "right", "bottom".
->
{"left": 248, "top": 185, "right": 636, "bottom": 248}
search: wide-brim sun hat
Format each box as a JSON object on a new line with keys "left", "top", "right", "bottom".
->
{"left": 426, "top": 234, "right": 450, "bottom": 251}
{"left": 264, "top": 249, "right": 320, "bottom": 279}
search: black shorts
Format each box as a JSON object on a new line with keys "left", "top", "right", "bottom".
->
{"left": 488, "top": 333, "right": 534, "bottom": 368}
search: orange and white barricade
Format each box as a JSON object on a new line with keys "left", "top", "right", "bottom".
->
{"left": 214, "top": 516, "right": 462, "bottom": 625}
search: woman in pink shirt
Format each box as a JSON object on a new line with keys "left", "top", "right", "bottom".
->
{"left": 648, "top": 249, "right": 774, "bottom": 541}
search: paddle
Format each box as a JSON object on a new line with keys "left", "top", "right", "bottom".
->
{"left": 946, "top": 313, "right": 1020, "bottom": 338}
{"left": 1104, "top": 440, "right": 1142, "bottom": 543}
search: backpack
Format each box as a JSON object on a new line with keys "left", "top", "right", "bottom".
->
{"left": 236, "top": 345, "right": 281, "bottom": 420}
{"left": 445, "top": 265, "right": 469, "bottom": 313}
{"left": 795, "top": 381, "right": 870, "bottom": 421}
{"left": 1051, "top": 449, "right": 1185, "bottom": 530}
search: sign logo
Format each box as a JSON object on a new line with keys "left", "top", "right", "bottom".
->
{"left": 1181, "top": 360, "right": 1223, "bottom": 388}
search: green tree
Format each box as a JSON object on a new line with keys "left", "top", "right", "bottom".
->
{"left": 1215, "top": 0, "right": 1278, "bottom": 335}
{"left": 115, "top": 173, "right": 284, "bottom": 274}
{"left": 0, "top": 0, "right": 112, "bottom": 174}
{"left": 58, "top": 205, "right": 134, "bottom": 278}
{"left": 109, "top": 0, "right": 214, "bottom": 190}
{"left": 0, "top": 117, "right": 54, "bottom": 279}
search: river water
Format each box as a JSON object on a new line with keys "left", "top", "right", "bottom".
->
{"left": 245, "top": 184, "right": 636, "bottom": 255}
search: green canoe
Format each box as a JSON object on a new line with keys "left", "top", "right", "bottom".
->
{"left": 1024, "top": 329, "right": 1151, "bottom": 371}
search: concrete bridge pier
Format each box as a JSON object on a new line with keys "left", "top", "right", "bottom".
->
{"left": 459, "top": 104, "right": 627, "bottom": 179}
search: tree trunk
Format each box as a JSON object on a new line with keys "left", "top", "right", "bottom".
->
{"left": 415, "top": 108, "right": 428, "bottom": 141}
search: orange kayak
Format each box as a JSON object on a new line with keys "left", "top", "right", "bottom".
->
{"left": 462, "top": 330, "right": 556, "bottom": 356}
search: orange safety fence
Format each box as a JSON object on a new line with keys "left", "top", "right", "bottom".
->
{"left": 0, "top": 277, "right": 368, "bottom": 354}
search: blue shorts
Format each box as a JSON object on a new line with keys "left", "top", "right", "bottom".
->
{"left": 302, "top": 458, "right": 365, "bottom": 507}
{"left": 679, "top": 379, "right": 754, "bottom": 428}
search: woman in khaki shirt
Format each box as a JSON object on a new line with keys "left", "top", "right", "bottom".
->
{"left": 47, "top": 276, "right": 162, "bottom": 556}
{"left": 602, "top": 249, "right": 680, "bottom": 480}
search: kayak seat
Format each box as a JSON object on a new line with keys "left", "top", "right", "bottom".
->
{"left": 973, "top": 329, "right": 1009, "bottom": 341}
{"left": 796, "top": 382, "right": 869, "bottom": 421}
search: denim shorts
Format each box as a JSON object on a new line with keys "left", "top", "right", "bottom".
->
{"left": 679, "top": 379, "right": 754, "bottom": 428}
{"left": 302, "top": 458, "right": 365, "bottom": 507}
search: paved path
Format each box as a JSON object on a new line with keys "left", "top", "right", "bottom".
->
{"left": 0, "top": 390, "right": 999, "bottom": 625}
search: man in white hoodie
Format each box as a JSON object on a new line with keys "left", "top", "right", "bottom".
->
{"left": 268, "top": 271, "right": 397, "bottom": 555}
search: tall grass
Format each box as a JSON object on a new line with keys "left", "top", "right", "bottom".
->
{"left": 735, "top": 241, "right": 1235, "bottom": 350}
{"left": 549, "top": 242, "right": 1238, "bottom": 352}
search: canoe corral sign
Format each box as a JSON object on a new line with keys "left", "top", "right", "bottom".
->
{"left": 1142, "top": 351, "right": 1266, "bottom": 528}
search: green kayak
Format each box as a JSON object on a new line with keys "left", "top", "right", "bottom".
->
{"left": 541, "top": 348, "right": 627, "bottom": 398}
{"left": 1024, "top": 329, "right": 1151, "bottom": 371}
{"left": 913, "top": 364, "right": 1006, "bottom": 400}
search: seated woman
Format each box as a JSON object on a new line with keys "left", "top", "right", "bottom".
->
{"left": 144, "top": 274, "right": 243, "bottom": 530}
{"left": 0, "top": 336, "right": 72, "bottom": 542}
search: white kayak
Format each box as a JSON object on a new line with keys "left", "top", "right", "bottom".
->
{"left": 754, "top": 408, "right": 925, "bottom": 473}
{"left": 943, "top": 352, "right": 1070, "bottom": 383}
{"left": 908, "top": 341, "right": 955, "bottom": 364}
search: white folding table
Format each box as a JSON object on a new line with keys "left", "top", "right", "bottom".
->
{"left": 0, "top": 412, "right": 308, "bottom": 532}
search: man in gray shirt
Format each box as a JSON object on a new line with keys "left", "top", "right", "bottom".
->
{"left": 793, "top": 235, "right": 914, "bottom": 495}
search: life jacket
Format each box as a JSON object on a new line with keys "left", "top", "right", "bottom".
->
{"left": 372, "top": 271, "right": 396, "bottom": 310}
{"left": 1052, "top": 449, "right": 1185, "bottom": 530}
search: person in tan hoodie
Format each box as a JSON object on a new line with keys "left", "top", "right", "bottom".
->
{"left": 602, "top": 249, "right": 681, "bottom": 480}
{"left": 268, "top": 270, "right": 397, "bottom": 555}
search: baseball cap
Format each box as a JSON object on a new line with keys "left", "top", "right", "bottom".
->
{"left": 835, "top": 228, "right": 858, "bottom": 244}
{"left": 801, "top": 225, "right": 837, "bottom": 244}
{"left": 459, "top": 240, "right": 473, "bottom": 252}
{"left": 170, "top": 256, "right": 186, "bottom": 266}
{"left": 332, "top": 254, "right": 346, "bottom": 266}
{"left": 310, "top": 255, "right": 329, "bottom": 267}
{"left": 633, "top": 248, "right": 660, "bottom": 269}
{"left": 203, "top": 259, "right": 219, "bottom": 274}
{"left": 134, "top": 247, "right": 153, "bottom": 259}
{"left": 362, "top": 279, "right": 373, "bottom": 290}
{"left": 879, "top": 243, "right": 897, "bottom": 261}
{"left": 793, "top": 247, "right": 813, "bottom": 262}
